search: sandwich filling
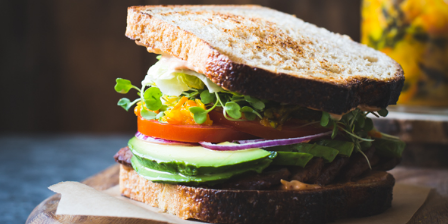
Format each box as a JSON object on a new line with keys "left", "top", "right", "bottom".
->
{"left": 114, "top": 55, "right": 405, "bottom": 189}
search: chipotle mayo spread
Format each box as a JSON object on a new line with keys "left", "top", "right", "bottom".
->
{"left": 161, "top": 54, "right": 198, "bottom": 72}
{"left": 281, "top": 179, "right": 321, "bottom": 190}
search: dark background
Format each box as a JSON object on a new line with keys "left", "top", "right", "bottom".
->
{"left": 0, "top": 0, "right": 361, "bottom": 134}
{"left": 4, "top": 2, "right": 447, "bottom": 224}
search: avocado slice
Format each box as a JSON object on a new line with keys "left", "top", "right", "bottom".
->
{"left": 133, "top": 153, "right": 274, "bottom": 176}
{"left": 128, "top": 137, "right": 273, "bottom": 176}
{"left": 131, "top": 155, "right": 271, "bottom": 185}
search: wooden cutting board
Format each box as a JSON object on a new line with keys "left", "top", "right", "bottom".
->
{"left": 26, "top": 164, "right": 448, "bottom": 224}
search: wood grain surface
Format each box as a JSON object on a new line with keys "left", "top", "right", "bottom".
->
{"left": 26, "top": 165, "right": 166, "bottom": 224}
{"left": 390, "top": 167, "right": 448, "bottom": 224}
{"left": 26, "top": 164, "right": 448, "bottom": 224}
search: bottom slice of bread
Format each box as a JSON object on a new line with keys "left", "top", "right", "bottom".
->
{"left": 119, "top": 165, "right": 395, "bottom": 224}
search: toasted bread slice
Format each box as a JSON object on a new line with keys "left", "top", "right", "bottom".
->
{"left": 120, "top": 165, "right": 394, "bottom": 224}
{"left": 125, "top": 5, "right": 404, "bottom": 114}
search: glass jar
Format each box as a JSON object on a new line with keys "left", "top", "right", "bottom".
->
{"left": 362, "top": 0, "right": 448, "bottom": 106}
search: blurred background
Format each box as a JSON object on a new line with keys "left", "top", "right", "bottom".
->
{"left": 0, "top": 1, "right": 362, "bottom": 223}
{"left": 0, "top": 0, "right": 361, "bottom": 134}
{"left": 2, "top": 1, "right": 448, "bottom": 224}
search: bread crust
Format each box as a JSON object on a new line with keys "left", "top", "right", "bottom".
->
{"left": 206, "top": 56, "right": 404, "bottom": 114}
{"left": 125, "top": 5, "right": 404, "bottom": 114}
{"left": 120, "top": 165, "right": 395, "bottom": 224}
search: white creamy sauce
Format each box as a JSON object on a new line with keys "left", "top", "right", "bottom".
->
{"left": 161, "top": 54, "right": 198, "bottom": 72}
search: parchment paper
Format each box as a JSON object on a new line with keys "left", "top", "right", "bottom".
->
{"left": 49, "top": 181, "right": 431, "bottom": 224}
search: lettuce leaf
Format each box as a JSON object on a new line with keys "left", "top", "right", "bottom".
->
{"left": 142, "top": 59, "right": 223, "bottom": 96}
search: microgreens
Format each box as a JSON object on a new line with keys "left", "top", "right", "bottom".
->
{"left": 189, "top": 92, "right": 220, "bottom": 124}
{"left": 143, "top": 87, "right": 163, "bottom": 111}
{"left": 115, "top": 75, "right": 267, "bottom": 125}
{"left": 156, "top": 111, "right": 165, "bottom": 119}
{"left": 356, "top": 114, "right": 366, "bottom": 128}
{"left": 115, "top": 78, "right": 140, "bottom": 94}
{"left": 117, "top": 98, "right": 131, "bottom": 110}
{"left": 331, "top": 121, "right": 338, "bottom": 139}
{"left": 189, "top": 107, "right": 209, "bottom": 124}
{"left": 200, "top": 90, "right": 216, "bottom": 104}
{"left": 217, "top": 91, "right": 264, "bottom": 121}
{"left": 364, "top": 118, "right": 374, "bottom": 132}
{"left": 181, "top": 89, "right": 200, "bottom": 99}
{"left": 117, "top": 98, "right": 140, "bottom": 111}
{"left": 241, "top": 106, "right": 262, "bottom": 121}
{"left": 215, "top": 93, "right": 244, "bottom": 121}
{"left": 114, "top": 78, "right": 164, "bottom": 121}
{"left": 244, "top": 95, "right": 265, "bottom": 110}
{"left": 378, "top": 108, "right": 388, "bottom": 117}
{"left": 140, "top": 108, "right": 158, "bottom": 120}
{"left": 320, "top": 112, "right": 330, "bottom": 127}
{"left": 319, "top": 108, "right": 390, "bottom": 169}
{"left": 188, "top": 89, "right": 267, "bottom": 124}
{"left": 115, "top": 79, "right": 143, "bottom": 112}
{"left": 224, "top": 102, "right": 242, "bottom": 119}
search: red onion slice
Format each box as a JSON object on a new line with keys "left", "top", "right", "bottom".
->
{"left": 135, "top": 132, "right": 198, "bottom": 146}
{"left": 200, "top": 131, "right": 332, "bottom": 151}
{"left": 236, "top": 139, "right": 266, "bottom": 144}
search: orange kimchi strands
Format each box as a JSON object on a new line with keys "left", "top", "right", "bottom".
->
{"left": 162, "top": 96, "right": 213, "bottom": 125}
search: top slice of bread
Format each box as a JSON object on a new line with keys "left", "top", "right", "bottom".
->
{"left": 126, "top": 5, "right": 404, "bottom": 114}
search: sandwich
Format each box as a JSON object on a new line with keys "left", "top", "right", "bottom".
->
{"left": 113, "top": 5, "right": 405, "bottom": 224}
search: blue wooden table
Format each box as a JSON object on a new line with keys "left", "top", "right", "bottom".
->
{"left": 0, "top": 135, "right": 131, "bottom": 224}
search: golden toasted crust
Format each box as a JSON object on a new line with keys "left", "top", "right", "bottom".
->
{"left": 119, "top": 165, "right": 203, "bottom": 219}
{"left": 125, "top": 5, "right": 405, "bottom": 114}
{"left": 126, "top": 5, "right": 215, "bottom": 76}
{"left": 120, "top": 165, "right": 395, "bottom": 224}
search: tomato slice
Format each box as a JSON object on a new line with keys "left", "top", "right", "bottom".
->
{"left": 137, "top": 116, "right": 256, "bottom": 143}
{"left": 209, "top": 111, "right": 329, "bottom": 139}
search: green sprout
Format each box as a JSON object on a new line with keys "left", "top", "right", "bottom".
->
{"left": 117, "top": 98, "right": 140, "bottom": 111}
{"left": 319, "top": 108, "right": 391, "bottom": 169}
{"left": 143, "top": 87, "right": 163, "bottom": 111}
{"left": 140, "top": 108, "right": 158, "bottom": 120}
{"left": 114, "top": 78, "right": 140, "bottom": 94}
{"left": 244, "top": 95, "right": 265, "bottom": 110}
{"left": 114, "top": 78, "right": 164, "bottom": 121}
{"left": 224, "top": 102, "right": 242, "bottom": 119}
{"left": 378, "top": 108, "right": 389, "bottom": 117}
{"left": 241, "top": 106, "right": 262, "bottom": 121}
{"left": 320, "top": 112, "right": 330, "bottom": 127}
{"left": 115, "top": 79, "right": 143, "bottom": 112}
{"left": 189, "top": 93, "right": 220, "bottom": 124}
{"left": 200, "top": 90, "right": 216, "bottom": 104}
